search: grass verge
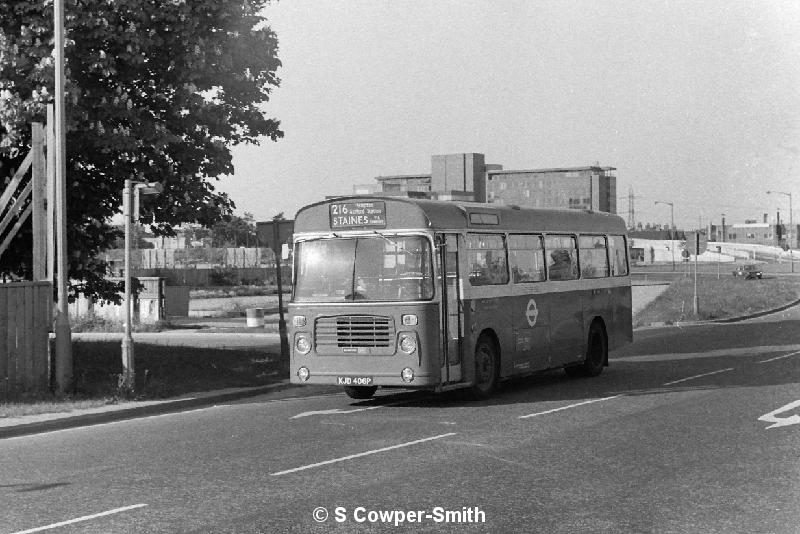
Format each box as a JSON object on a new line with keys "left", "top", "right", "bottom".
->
{"left": 1, "top": 342, "right": 285, "bottom": 419}
{"left": 634, "top": 275, "right": 800, "bottom": 327}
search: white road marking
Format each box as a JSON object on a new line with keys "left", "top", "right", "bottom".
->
{"left": 663, "top": 368, "right": 734, "bottom": 386}
{"left": 2, "top": 393, "right": 346, "bottom": 442}
{"left": 9, "top": 504, "right": 147, "bottom": 534}
{"left": 291, "top": 406, "right": 386, "bottom": 419}
{"left": 757, "top": 350, "right": 800, "bottom": 364}
{"left": 518, "top": 395, "right": 621, "bottom": 419}
{"left": 291, "top": 399, "right": 410, "bottom": 419}
{"left": 270, "top": 433, "right": 457, "bottom": 476}
{"left": 758, "top": 400, "right": 800, "bottom": 429}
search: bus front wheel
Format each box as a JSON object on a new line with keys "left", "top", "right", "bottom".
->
{"left": 566, "top": 322, "right": 607, "bottom": 378}
{"left": 470, "top": 335, "right": 498, "bottom": 399}
{"left": 344, "top": 385, "right": 377, "bottom": 400}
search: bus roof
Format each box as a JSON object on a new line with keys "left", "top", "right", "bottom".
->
{"left": 294, "top": 195, "right": 627, "bottom": 235}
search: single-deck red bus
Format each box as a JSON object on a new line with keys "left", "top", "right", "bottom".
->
{"left": 288, "top": 196, "right": 632, "bottom": 399}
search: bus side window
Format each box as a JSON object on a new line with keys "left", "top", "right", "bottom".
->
{"left": 578, "top": 235, "right": 609, "bottom": 278}
{"left": 609, "top": 235, "right": 629, "bottom": 276}
{"left": 508, "top": 234, "right": 545, "bottom": 283}
{"left": 545, "top": 235, "right": 578, "bottom": 281}
{"left": 467, "top": 233, "right": 509, "bottom": 286}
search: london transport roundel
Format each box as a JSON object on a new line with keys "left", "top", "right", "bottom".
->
{"left": 526, "top": 298, "right": 539, "bottom": 327}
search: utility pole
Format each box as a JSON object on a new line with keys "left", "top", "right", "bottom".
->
{"left": 53, "top": 0, "right": 72, "bottom": 393}
{"left": 693, "top": 230, "right": 699, "bottom": 316}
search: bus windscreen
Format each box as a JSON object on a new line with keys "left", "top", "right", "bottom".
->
{"left": 293, "top": 235, "right": 434, "bottom": 302}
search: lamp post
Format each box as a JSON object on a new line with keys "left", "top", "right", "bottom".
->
{"left": 121, "top": 180, "right": 163, "bottom": 391}
{"left": 767, "top": 190, "right": 793, "bottom": 273}
{"left": 655, "top": 200, "right": 675, "bottom": 271}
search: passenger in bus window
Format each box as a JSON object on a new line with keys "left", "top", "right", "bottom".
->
{"left": 548, "top": 249, "right": 574, "bottom": 280}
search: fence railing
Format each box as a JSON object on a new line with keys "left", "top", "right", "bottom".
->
{"left": 1, "top": 282, "right": 51, "bottom": 399}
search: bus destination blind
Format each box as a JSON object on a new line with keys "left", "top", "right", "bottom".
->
{"left": 329, "top": 201, "right": 386, "bottom": 229}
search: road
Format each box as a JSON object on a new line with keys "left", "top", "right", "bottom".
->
{"left": 2, "top": 309, "right": 799, "bottom": 533}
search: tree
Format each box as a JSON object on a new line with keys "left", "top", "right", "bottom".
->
{"left": 0, "top": 0, "right": 282, "bottom": 300}
{"left": 211, "top": 211, "right": 255, "bottom": 248}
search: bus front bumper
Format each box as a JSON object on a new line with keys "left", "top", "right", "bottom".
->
{"left": 290, "top": 370, "right": 439, "bottom": 388}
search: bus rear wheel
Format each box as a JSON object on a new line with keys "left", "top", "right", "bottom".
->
{"left": 566, "top": 322, "right": 607, "bottom": 378}
{"left": 470, "top": 335, "right": 498, "bottom": 399}
{"left": 344, "top": 385, "right": 377, "bottom": 399}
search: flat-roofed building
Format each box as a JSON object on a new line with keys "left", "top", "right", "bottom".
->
{"left": 364, "top": 153, "right": 617, "bottom": 214}
{"left": 486, "top": 166, "right": 616, "bottom": 213}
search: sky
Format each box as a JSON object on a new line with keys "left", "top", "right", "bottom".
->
{"left": 221, "top": 0, "right": 800, "bottom": 230}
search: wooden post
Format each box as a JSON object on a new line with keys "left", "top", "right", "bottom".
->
{"left": 31, "top": 122, "right": 47, "bottom": 281}
{"left": 46, "top": 105, "right": 56, "bottom": 282}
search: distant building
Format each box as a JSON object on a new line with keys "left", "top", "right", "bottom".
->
{"left": 356, "top": 152, "right": 617, "bottom": 214}
{"left": 374, "top": 174, "right": 433, "bottom": 197}
{"left": 710, "top": 212, "right": 799, "bottom": 249}
{"left": 487, "top": 166, "right": 616, "bottom": 213}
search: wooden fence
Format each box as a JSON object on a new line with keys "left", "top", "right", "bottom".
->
{"left": 0, "top": 282, "right": 51, "bottom": 399}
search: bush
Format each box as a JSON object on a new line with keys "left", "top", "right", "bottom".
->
{"left": 209, "top": 267, "right": 239, "bottom": 286}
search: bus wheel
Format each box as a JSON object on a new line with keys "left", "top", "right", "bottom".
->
{"left": 344, "top": 385, "right": 378, "bottom": 400}
{"left": 470, "top": 335, "right": 498, "bottom": 399}
{"left": 566, "top": 323, "right": 607, "bottom": 378}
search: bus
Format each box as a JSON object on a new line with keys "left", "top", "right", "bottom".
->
{"left": 288, "top": 196, "right": 632, "bottom": 399}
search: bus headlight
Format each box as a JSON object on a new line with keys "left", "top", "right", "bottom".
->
{"left": 398, "top": 333, "right": 417, "bottom": 354}
{"left": 401, "top": 367, "right": 415, "bottom": 383}
{"left": 295, "top": 334, "right": 312, "bottom": 354}
{"left": 293, "top": 315, "right": 307, "bottom": 327}
{"left": 297, "top": 366, "right": 310, "bottom": 382}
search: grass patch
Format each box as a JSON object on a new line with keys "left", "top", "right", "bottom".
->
{"left": 0, "top": 398, "right": 116, "bottom": 418}
{"left": 635, "top": 275, "right": 800, "bottom": 327}
{"left": 1, "top": 342, "right": 285, "bottom": 418}
{"left": 71, "top": 341, "right": 285, "bottom": 399}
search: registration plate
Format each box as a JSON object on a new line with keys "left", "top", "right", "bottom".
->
{"left": 337, "top": 376, "right": 373, "bottom": 386}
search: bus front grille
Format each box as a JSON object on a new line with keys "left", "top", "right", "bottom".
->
{"left": 315, "top": 316, "right": 395, "bottom": 350}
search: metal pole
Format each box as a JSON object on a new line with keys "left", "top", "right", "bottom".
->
{"left": 121, "top": 179, "right": 135, "bottom": 390}
{"left": 273, "top": 221, "right": 289, "bottom": 368}
{"left": 767, "top": 191, "right": 794, "bottom": 273}
{"left": 789, "top": 193, "right": 793, "bottom": 273}
{"left": 53, "top": 0, "right": 72, "bottom": 393}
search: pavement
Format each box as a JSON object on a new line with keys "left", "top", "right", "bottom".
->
{"left": 3, "top": 289, "right": 799, "bottom": 440}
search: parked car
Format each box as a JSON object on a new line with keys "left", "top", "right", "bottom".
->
{"left": 732, "top": 264, "right": 763, "bottom": 279}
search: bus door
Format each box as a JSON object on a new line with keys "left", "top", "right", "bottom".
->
{"left": 438, "top": 233, "right": 463, "bottom": 384}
